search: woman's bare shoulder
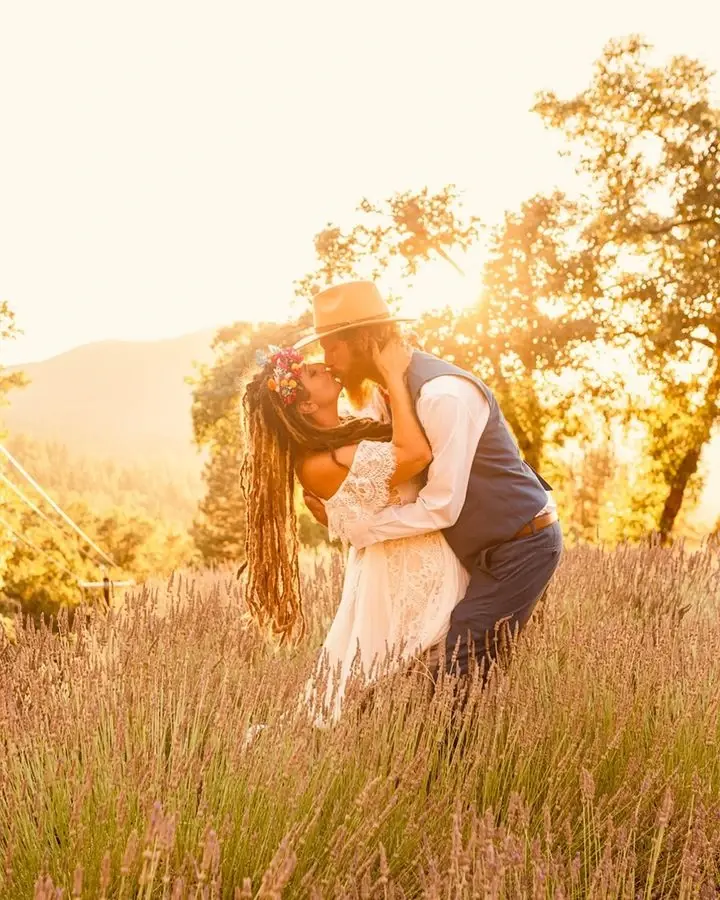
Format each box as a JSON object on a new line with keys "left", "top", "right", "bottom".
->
{"left": 296, "top": 446, "right": 358, "bottom": 500}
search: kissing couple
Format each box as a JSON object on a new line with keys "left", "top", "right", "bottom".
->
{"left": 241, "top": 281, "right": 563, "bottom": 723}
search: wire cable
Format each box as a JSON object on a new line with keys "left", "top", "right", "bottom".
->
{"left": 0, "top": 444, "right": 116, "bottom": 568}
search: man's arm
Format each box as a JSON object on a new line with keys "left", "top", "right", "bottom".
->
{"left": 302, "top": 489, "right": 328, "bottom": 527}
{"left": 346, "top": 376, "right": 489, "bottom": 549}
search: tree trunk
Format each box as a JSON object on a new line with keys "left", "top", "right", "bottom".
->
{"left": 657, "top": 365, "right": 720, "bottom": 541}
{"left": 657, "top": 447, "right": 701, "bottom": 541}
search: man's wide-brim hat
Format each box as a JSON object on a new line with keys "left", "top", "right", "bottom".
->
{"left": 293, "top": 281, "right": 414, "bottom": 350}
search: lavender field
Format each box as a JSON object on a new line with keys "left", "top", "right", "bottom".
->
{"left": 1, "top": 543, "right": 720, "bottom": 898}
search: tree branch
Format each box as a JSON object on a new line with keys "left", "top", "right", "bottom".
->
{"left": 640, "top": 216, "right": 719, "bottom": 236}
{"left": 691, "top": 334, "right": 717, "bottom": 351}
{"left": 435, "top": 247, "right": 466, "bottom": 276}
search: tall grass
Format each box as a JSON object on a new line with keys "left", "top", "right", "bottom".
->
{"left": 1, "top": 542, "right": 719, "bottom": 898}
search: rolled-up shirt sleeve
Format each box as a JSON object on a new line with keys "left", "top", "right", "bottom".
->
{"left": 346, "top": 376, "right": 489, "bottom": 549}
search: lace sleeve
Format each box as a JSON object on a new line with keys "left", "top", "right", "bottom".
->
{"left": 325, "top": 441, "right": 397, "bottom": 543}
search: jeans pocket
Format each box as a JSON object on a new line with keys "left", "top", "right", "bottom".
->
{"left": 488, "top": 526, "right": 560, "bottom": 583}
{"left": 473, "top": 545, "right": 504, "bottom": 582}
{"left": 482, "top": 543, "right": 519, "bottom": 583}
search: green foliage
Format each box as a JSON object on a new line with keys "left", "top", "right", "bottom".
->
{"left": 0, "top": 436, "right": 199, "bottom": 619}
{"left": 535, "top": 35, "right": 720, "bottom": 536}
{"left": 295, "top": 185, "right": 480, "bottom": 298}
{"left": 0, "top": 300, "right": 27, "bottom": 416}
{"left": 0, "top": 300, "right": 28, "bottom": 600}
{"left": 420, "top": 192, "right": 602, "bottom": 471}
{"left": 0, "top": 497, "right": 194, "bottom": 620}
{"left": 191, "top": 418, "right": 245, "bottom": 564}
{"left": 555, "top": 437, "right": 617, "bottom": 544}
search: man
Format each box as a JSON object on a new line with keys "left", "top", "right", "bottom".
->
{"left": 296, "top": 280, "right": 563, "bottom": 678}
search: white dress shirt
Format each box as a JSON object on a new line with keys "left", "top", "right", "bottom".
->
{"left": 346, "top": 375, "right": 555, "bottom": 550}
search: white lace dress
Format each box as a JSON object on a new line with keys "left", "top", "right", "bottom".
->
{"left": 306, "top": 440, "right": 470, "bottom": 724}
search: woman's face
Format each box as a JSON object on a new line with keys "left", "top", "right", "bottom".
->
{"left": 298, "top": 362, "right": 342, "bottom": 411}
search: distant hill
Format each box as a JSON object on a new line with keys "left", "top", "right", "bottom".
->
{"left": 2, "top": 331, "right": 216, "bottom": 464}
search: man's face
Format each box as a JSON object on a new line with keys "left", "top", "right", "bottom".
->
{"left": 320, "top": 332, "right": 372, "bottom": 407}
{"left": 321, "top": 335, "right": 361, "bottom": 386}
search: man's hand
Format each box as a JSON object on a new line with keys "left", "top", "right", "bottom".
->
{"left": 303, "top": 490, "right": 328, "bottom": 528}
{"left": 371, "top": 337, "right": 412, "bottom": 383}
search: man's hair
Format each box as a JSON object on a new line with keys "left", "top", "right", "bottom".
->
{"left": 340, "top": 321, "right": 401, "bottom": 352}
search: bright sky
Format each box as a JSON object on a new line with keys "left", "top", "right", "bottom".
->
{"left": 1, "top": 0, "right": 719, "bottom": 365}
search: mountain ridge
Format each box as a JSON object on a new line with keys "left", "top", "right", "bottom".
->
{"left": 10, "top": 329, "right": 219, "bottom": 369}
{"left": 2, "top": 329, "right": 217, "bottom": 464}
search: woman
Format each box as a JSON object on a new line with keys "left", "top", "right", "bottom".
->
{"left": 241, "top": 338, "right": 469, "bottom": 722}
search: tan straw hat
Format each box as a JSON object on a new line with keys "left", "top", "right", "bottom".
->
{"left": 294, "top": 281, "right": 414, "bottom": 350}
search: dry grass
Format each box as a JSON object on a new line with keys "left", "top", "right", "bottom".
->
{"left": 1, "top": 542, "right": 720, "bottom": 898}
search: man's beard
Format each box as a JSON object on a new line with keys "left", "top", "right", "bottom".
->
{"left": 343, "top": 379, "right": 372, "bottom": 412}
{"left": 339, "top": 353, "right": 375, "bottom": 412}
{"left": 338, "top": 364, "right": 373, "bottom": 411}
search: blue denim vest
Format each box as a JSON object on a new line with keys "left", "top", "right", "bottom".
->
{"left": 407, "top": 351, "right": 551, "bottom": 566}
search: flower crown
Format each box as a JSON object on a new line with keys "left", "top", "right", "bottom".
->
{"left": 256, "top": 345, "right": 304, "bottom": 406}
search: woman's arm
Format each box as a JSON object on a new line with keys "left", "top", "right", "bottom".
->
{"left": 300, "top": 430, "right": 429, "bottom": 505}
{"left": 299, "top": 340, "right": 431, "bottom": 516}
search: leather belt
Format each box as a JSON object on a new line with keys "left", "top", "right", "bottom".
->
{"left": 513, "top": 509, "right": 559, "bottom": 540}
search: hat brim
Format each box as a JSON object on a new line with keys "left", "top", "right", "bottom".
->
{"left": 293, "top": 314, "right": 416, "bottom": 350}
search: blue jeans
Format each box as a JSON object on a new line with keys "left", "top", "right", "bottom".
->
{"left": 442, "top": 521, "right": 563, "bottom": 677}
